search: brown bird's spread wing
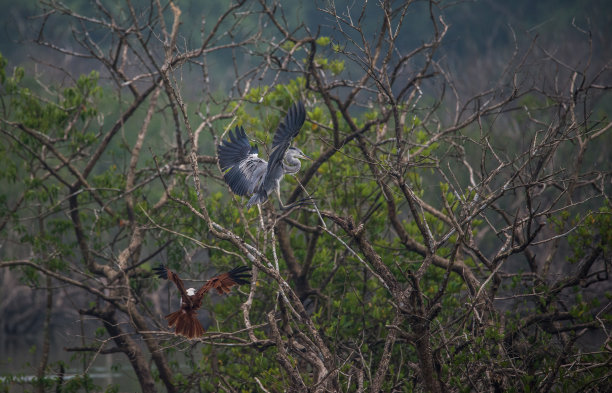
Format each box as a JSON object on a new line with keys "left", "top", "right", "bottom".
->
{"left": 192, "top": 266, "right": 251, "bottom": 308}
{"left": 153, "top": 264, "right": 192, "bottom": 307}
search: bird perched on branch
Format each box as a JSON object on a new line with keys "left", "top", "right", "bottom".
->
{"left": 217, "top": 101, "right": 311, "bottom": 209}
{"left": 153, "top": 264, "right": 251, "bottom": 339}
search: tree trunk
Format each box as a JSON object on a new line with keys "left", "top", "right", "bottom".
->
{"left": 84, "top": 307, "right": 158, "bottom": 393}
{"left": 36, "top": 275, "right": 52, "bottom": 393}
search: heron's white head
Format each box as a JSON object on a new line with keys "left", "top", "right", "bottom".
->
{"left": 186, "top": 288, "right": 196, "bottom": 296}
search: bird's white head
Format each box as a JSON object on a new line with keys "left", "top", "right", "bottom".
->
{"left": 186, "top": 288, "right": 196, "bottom": 296}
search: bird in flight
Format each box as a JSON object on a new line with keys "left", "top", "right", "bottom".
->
{"left": 153, "top": 264, "right": 251, "bottom": 338}
{"left": 217, "top": 101, "right": 311, "bottom": 209}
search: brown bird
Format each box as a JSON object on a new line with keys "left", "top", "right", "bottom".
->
{"left": 153, "top": 264, "right": 251, "bottom": 338}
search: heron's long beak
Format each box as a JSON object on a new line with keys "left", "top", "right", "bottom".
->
{"left": 301, "top": 153, "right": 313, "bottom": 161}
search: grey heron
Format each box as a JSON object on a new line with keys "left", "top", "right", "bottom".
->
{"left": 217, "top": 101, "right": 310, "bottom": 209}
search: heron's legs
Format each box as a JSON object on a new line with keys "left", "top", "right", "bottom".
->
{"left": 275, "top": 187, "right": 314, "bottom": 211}
{"left": 276, "top": 187, "right": 291, "bottom": 210}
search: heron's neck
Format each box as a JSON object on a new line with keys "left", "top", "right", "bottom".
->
{"left": 283, "top": 155, "right": 301, "bottom": 174}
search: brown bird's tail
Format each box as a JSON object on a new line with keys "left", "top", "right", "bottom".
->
{"left": 165, "top": 310, "right": 205, "bottom": 338}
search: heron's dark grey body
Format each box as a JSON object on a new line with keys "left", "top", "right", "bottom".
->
{"left": 217, "top": 102, "right": 308, "bottom": 208}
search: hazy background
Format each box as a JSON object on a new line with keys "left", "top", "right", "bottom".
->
{"left": 1, "top": 0, "right": 611, "bottom": 390}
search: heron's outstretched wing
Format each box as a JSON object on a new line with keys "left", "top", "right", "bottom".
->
{"left": 271, "top": 101, "right": 307, "bottom": 148}
{"left": 218, "top": 126, "right": 267, "bottom": 196}
{"left": 267, "top": 101, "right": 306, "bottom": 174}
{"left": 154, "top": 264, "right": 191, "bottom": 306}
{"left": 192, "top": 266, "right": 251, "bottom": 308}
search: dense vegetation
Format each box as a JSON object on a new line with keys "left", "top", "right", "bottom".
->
{"left": 1, "top": 1, "right": 611, "bottom": 392}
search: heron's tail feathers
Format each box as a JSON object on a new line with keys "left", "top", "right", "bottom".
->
{"left": 165, "top": 310, "right": 205, "bottom": 339}
{"left": 246, "top": 191, "right": 267, "bottom": 208}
